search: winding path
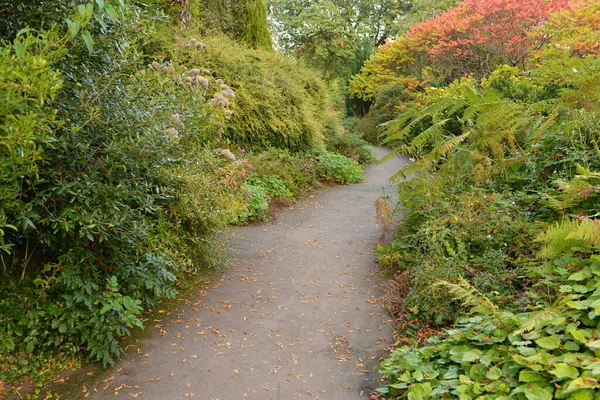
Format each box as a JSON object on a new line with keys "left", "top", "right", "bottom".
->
{"left": 53, "top": 147, "right": 408, "bottom": 400}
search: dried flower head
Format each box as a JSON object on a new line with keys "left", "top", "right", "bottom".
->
{"left": 163, "top": 128, "right": 179, "bottom": 139}
{"left": 150, "top": 61, "right": 161, "bottom": 71}
{"left": 220, "top": 148, "right": 236, "bottom": 161}
{"left": 196, "top": 76, "right": 209, "bottom": 89}
{"left": 216, "top": 79, "right": 224, "bottom": 85}
{"left": 171, "top": 114, "right": 182, "bottom": 124}
{"left": 189, "top": 38, "right": 207, "bottom": 52}
{"left": 186, "top": 75, "right": 209, "bottom": 89}
{"left": 212, "top": 92, "right": 230, "bottom": 107}
{"left": 221, "top": 88, "right": 236, "bottom": 99}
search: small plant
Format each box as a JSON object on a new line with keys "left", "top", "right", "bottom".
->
{"left": 315, "top": 150, "right": 364, "bottom": 184}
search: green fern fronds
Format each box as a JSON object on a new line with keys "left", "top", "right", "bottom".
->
{"left": 434, "top": 277, "right": 512, "bottom": 329}
{"left": 512, "top": 295, "right": 575, "bottom": 336}
{"left": 546, "top": 165, "right": 600, "bottom": 212}
{"left": 381, "top": 80, "right": 545, "bottom": 187}
{"left": 537, "top": 217, "right": 600, "bottom": 257}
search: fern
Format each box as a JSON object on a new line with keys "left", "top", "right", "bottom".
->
{"left": 434, "top": 277, "right": 513, "bottom": 330}
{"left": 537, "top": 217, "right": 600, "bottom": 257}
{"left": 381, "top": 81, "right": 547, "bottom": 187}
{"left": 512, "top": 294, "right": 575, "bottom": 336}
{"left": 546, "top": 165, "right": 600, "bottom": 213}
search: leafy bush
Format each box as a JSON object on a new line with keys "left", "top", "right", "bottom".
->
{"left": 236, "top": 173, "right": 295, "bottom": 223}
{"left": 326, "top": 130, "right": 376, "bottom": 164}
{"left": 0, "top": 1, "right": 241, "bottom": 370}
{"left": 388, "top": 189, "right": 541, "bottom": 324}
{"left": 378, "top": 248, "right": 600, "bottom": 399}
{"left": 160, "top": 33, "right": 341, "bottom": 152}
{"left": 315, "top": 150, "right": 364, "bottom": 184}
{"left": 244, "top": 147, "right": 320, "bottom": 194}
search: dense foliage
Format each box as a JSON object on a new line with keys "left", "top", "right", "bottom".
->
{"left": 373, "top": 0, "right": 600, "bottom": 397}
{"left": 0, "top": 0, "right": 367, "bottom": 391}
{"left": 349, "top": 0, "right": 574, "bottom": 101}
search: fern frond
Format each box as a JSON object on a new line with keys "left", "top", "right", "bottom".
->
{"left": 537, "top": 217, "right": 600, "bottom": 257}
{"left": 512, "top": 295, "right": 576, "bottom": 336}
{"left": 433, "top": 277, "right": 512, "bottom": 329}
{"left": 546, "top": 166, "right": 600, "bottom": 212}
{"left": 407, "top": 119, "right": 450, "bottom": 154}
{"left": 434, "top": 277, "right": 498, "bottom": 313}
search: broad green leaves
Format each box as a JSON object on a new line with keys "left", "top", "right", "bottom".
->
{"left": 378, "top": 251, "right": 600, "bottom": 398}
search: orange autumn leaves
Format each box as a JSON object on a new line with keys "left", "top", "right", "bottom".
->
{"left": 349, "top": 0, "right": 589, "bottom": 100}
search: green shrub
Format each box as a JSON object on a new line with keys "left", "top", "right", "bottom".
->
{"left": 236, "top": 173, "right": 295, "bottom": 223}
{"left": 387, "top": 189, "right": 541, "bottom": 325}
{"left": 356, "top": 115, "right": 380, "bottom": 144}
{"left": 326, "top": 130, "right": 376, "bottom": 164}
{"left": 315, "top": 150, "right": 364, "bottom": 184}
{"left": 0, "top": 1, "right": 241, "bottom": 372}
{"left": 239, "top": 180, "right": 270, "bottom": 223}
{"left": 378, "top": 248, "right": 600, "bottom": 399}
{"left": 161, "top": 33, "right": 341, "bottom": 152}
{"left": 244, "top": 148, "right": 320, "bottom": 196}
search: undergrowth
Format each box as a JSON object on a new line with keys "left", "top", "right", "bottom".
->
{"left": 373, "top": 0, "right": 600, "bottom": 397}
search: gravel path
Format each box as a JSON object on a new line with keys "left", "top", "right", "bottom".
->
{"left": 51, "top": 147, "right": 408, "bottom": 400}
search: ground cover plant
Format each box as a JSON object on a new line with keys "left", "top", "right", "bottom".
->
{"left": 366, "top": 0, "right": 600, "bottom": 397}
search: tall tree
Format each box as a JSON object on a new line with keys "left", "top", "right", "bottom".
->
{"left": 349, "top": 0, "right": 575, "bottom": 101}
{"left": 267, "top": 0, "right": 408, "bottom": 80}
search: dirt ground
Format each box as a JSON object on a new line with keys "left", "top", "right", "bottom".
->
{"left": 46, "top": 147, "right": 408, "bottom": 400}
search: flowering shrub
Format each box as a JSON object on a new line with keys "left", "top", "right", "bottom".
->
{"left": 0, "top": 1, "right": 241, "bottom": 374}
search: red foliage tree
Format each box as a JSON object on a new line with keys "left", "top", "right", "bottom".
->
{"left": 412, "top": 0, "right": 575, "bottom": 78}
{"left": 350, "top": 0, "right": 579, "bottom": 100}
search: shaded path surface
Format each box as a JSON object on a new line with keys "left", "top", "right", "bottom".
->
{"left": 56, "top": 147, "right": 408, "bottom": 400}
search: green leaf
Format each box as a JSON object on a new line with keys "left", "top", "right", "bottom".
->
{"left": 535, "top": 336, "right": 561, "bottom": 350}
{"left": 569, "top": 269, "right": 591, "bottom": 281}
{"left": 96, "top": 0, "right": 105, "bottom": 10}
{"left": 389, "top": 382, "right": 407, "bottom": 390}
{"left": 519, "top": 371, "right": 546, "bottom": 383}
{"left": 567, "top": 300, "right": 589, "bottom": 310}
{"left": 469, "top": 364, "right": 487, "bottom": 382}
{"left": 100, "top": 304, "right": 111, "bottom": 315}
{"left": 569, "top": 329, "right": 592, "bottom": 343}
{"left": 564, "top": 341, "right": 580, "bottom": 351}
{"left": 573, "top": 284, "right": 589, "bottom": 293}
{"left": 570, "top": 391, "right": 594, "bottom": 400}
{"left": 413, "top": 370, "right": 424, "bottom": 381}
{"left": 78, "top": 3, "right": 94, "bottom": 18}
{"left": 105, "top": 4, "right": 118, "bottom": 22}
{"left": 443, "top": 368, "right": 458, "bottom": 380}
{"left": 566, "top": 376, "right": 600, "bottom": 391}
{"left": 66, "top": 18, "right": 80, "bottom": 38}
{"left": 551, "top": 363, "right": 579, "bottom": 379}
{"left": 486, "top": 366, "right": 503, "bottom": 380}
{"left": 586, "top": 340, "right": 600, "bottom": 350}
{"left": 407, "top": 383, "right": 432, "bottom": 400}
{"left": 81, "top": 30, "right": 94, "bottom": 54}
{"left": 523, "top": 386, "right": 552, "bottom": 400}
{"left": 462, "top": 349, "right": 482, "bottom": 362}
